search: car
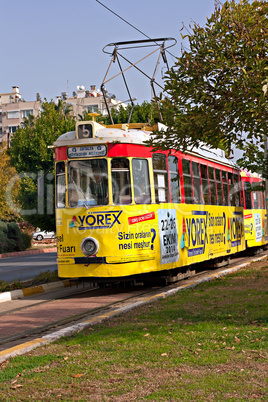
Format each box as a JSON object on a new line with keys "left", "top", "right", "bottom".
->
{"left": 32, "top": 230, "right": 56, "bottom": 241}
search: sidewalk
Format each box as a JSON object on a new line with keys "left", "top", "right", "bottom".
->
{"left": 0, "top": 246, "right": 57, "bottom": 259}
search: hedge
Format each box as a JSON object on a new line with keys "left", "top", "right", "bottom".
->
{"left": 0, "top": 221, "right": 32, "bottom": 254}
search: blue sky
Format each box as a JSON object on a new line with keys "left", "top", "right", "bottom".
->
{"left": 1, "top": 0, "right": 216, "bottom": 103}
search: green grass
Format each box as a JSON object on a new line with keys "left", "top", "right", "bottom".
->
{"left": 0, "top": 259, "right": 267, "bottom": 401}
{"left": 0, "top": 270, "right": 59, "bottom": 292}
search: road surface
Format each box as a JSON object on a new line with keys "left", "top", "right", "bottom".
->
{"left": 0, "top": 252, "right": 57, "bottom": 283}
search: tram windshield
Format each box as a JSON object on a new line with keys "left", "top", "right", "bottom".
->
{"left": 68, "top": 159, "right": 108, "bottom": 206}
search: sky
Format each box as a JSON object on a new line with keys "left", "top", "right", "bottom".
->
{"left": 1, "top": 0, "right": 216, "bottom": 103}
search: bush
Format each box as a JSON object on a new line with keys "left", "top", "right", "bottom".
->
{"left": 7, "top": 222, "right": 23, "bottom": 251}
{"left": 22, "top": 232, "right": 32, "bottom": 250}
{"left": 0, "top": 230, "right": 8, "bottom": 253}
{"left": 0, "top": 221, "right": 8, "bottom": 234}
{"left": 0, "top": 230, "right": 16, "bottom": 253}
{"left": 0, "top": 221, "right": 32, "bottom": 254}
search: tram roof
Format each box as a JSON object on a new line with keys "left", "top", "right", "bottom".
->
{"left": 52, "top": 122, "right": 238, "bottom": 170}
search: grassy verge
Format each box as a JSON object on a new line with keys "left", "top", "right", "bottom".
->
{"left": 0, "top": 270, "right": 59, "bottom": 292}
{"left": 0, "top": 260, "right": 267, "bottom": 401}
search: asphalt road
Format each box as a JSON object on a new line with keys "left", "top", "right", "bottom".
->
{"left": 0, "top": 252, "right": 57, "bottom": 283}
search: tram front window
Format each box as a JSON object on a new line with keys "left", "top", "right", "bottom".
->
{"left": 68, "top": 159, "right": 108, "bottom": 206}
{"left": 111, "top": 158, "right": 132, "bottom": 204}
{"left": 132, "top": 159, "right": 151, "bottom": 204}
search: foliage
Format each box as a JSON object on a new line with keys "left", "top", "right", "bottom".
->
{"left": 7, "top": 222, "right": 23, "bottom": 251}
{"left": 9, "top": 100, "right": 75, "bottom": 231}
{"left": 79, "top": 101, "right": 162, "bottom": 126}
{"left": 149, "top": 0, "right": 268, "bottom": 172}
{"left": 21, "top": 232, "right": 32, "bottom": 250}
{"left": 0, "top": 146, "right": 21, "bottom": 221}
{"left": 0, "top": 221, "right": 30, "bottom": 254}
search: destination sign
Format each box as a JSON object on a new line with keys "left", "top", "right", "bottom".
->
{"left": 68, "top": 145, "right": 106, "bottom": 158}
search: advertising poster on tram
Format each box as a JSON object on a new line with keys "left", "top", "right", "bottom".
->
{"left": 254, "top": 212, "right": 262, "bottom": 243}
{"left": 158, "top": 209, "right": 179, "bottom": 265}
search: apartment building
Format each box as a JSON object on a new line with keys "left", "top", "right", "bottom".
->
{"left": 0, "top": 85, "right": 125, "bottom": 147}
{"left": 58, "top": 85, "right": 125, "bottom": 120}
{"left": 0, "top": 86, "right": 41, "bottom": 147}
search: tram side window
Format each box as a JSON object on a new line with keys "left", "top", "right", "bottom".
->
{"left": 258, "top": 190, "right": 262, "bottom": 209}
{"left": 215, "top": 169, "right": 223, "bottom": 205}
{"left": 168, "top": 155, "right": 181, "bottom": 203}
{"left": 182, "top": 159, "right": 193, "bottom": 204}
{"left": 132, "top": 159, "right": 151, "bottom": 204}
{"left": 228, "top": 173, "right": 236, "bottom": 206}
{"left": 111, "top": 158, "right": 131, "bottom": 204}
{"left": 153, "top": 154, "right": 169, "bottom": 203}
{"left": 192, "top": 162, "right": 201, "bottom": 204}
{"left": 244, "top": 182, "right": 252, "bottom": 209}
{"left": 208, "top": 167, "right": 217, "bottom": 205}
{"left": 252, "top": 183, "right": 259, "bottom": 209}
{"left": 238, "top": 175, "right": 244, "bottom": 207}
{"left": 200, "top": 164, "right": 209, "bottom": 204}
{"left": 222, "top": 171, "right": 230, "bottom": 206}
{"left": 56, "top": 162, "right": 65, "bottom": 208}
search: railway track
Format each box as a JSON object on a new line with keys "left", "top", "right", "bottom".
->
{"left": 0, "top": 284, "right": 164, "bottom": 352}
{"left": 0, "top": 250, "right": 267, "bottom": 360}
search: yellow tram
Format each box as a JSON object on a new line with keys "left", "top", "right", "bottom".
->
{"left": 52, "top": 120, "right": 247, "bottom": 281}
{"left": 241, "top": 170, "right": 268, "bottom": 249}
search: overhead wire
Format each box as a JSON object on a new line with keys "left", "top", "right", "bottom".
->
{"left": 95, "top": 0, "right": 177, "bottom": 60}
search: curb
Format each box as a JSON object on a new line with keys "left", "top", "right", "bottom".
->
{"left": 0, "top": 279, "right": 75, "bottom": 303}
{"left": 0, "top": 252, "right": 267, "bottom": 363}
{"left": 0, "top": 247, "right": 57, "bottom": 259}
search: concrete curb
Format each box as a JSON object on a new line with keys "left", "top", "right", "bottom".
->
{"left": 0, "top": 279, "right": 75, "bottom": 303}
{"left": 0, "top": 247, "right": 57, "bottom": 259}
{"left": 0, "top": 252, "right": 267, "bottom": 363}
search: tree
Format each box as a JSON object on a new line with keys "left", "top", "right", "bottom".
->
{"left": 87, "top": 101, "right": 161, "bottom": 126}
{"left": 0, "top": 146, "right": 21, "bottom": 221}
{"left": 9, "top": 100, "right": 75, "bottom": 230}
{"left": 149, "top": 0, "right": 268, "bottom": 171}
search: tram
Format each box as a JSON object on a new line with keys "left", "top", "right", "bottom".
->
{"left": 241, "top": 170, "right": 268, "bottom": 249}
{"left": 52, "top": 119, "right": 248, "bottom": 282}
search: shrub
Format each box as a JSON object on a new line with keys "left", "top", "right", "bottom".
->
{"left": 0, "top": 230, "right": 8, "bottom": 253}
{"left": 0, "top": 230, "right": 16, "bottom": 253}
{"left": 0, "top": 221, "right": 32, "bottom": 254}
{"left": 7, "top": 222, "right": 23, "bottom": 251}
{"left": 22, "top": 232, "right": 32, "bottom": 250}
{"left": 0, "top": 221, "right": 8, "bottom": 234}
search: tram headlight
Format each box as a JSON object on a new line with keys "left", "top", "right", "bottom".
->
{"left": 81, "top": 237, "right": 99, "bottom": 256}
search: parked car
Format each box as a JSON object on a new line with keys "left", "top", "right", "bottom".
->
{"left": 32, "top": 230, "right": 56, "bottom": 241}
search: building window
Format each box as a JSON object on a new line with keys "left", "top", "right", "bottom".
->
{"left": 0, "top": 112, "right": 2, "bottom": 123}
{"left": 8, "top": 126, "right": 18, "bottom": 134}
{"left": 21, "top": 109, "right": 33, "bottom": 118}
{"left": 0, "top": 128, "right": 2, "bottom": 137}
{"left": 86, "top": 105, "right": 99, "bottom": 113}
{"left": 7, "top": 111, "right": 19, "bottom": 119}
